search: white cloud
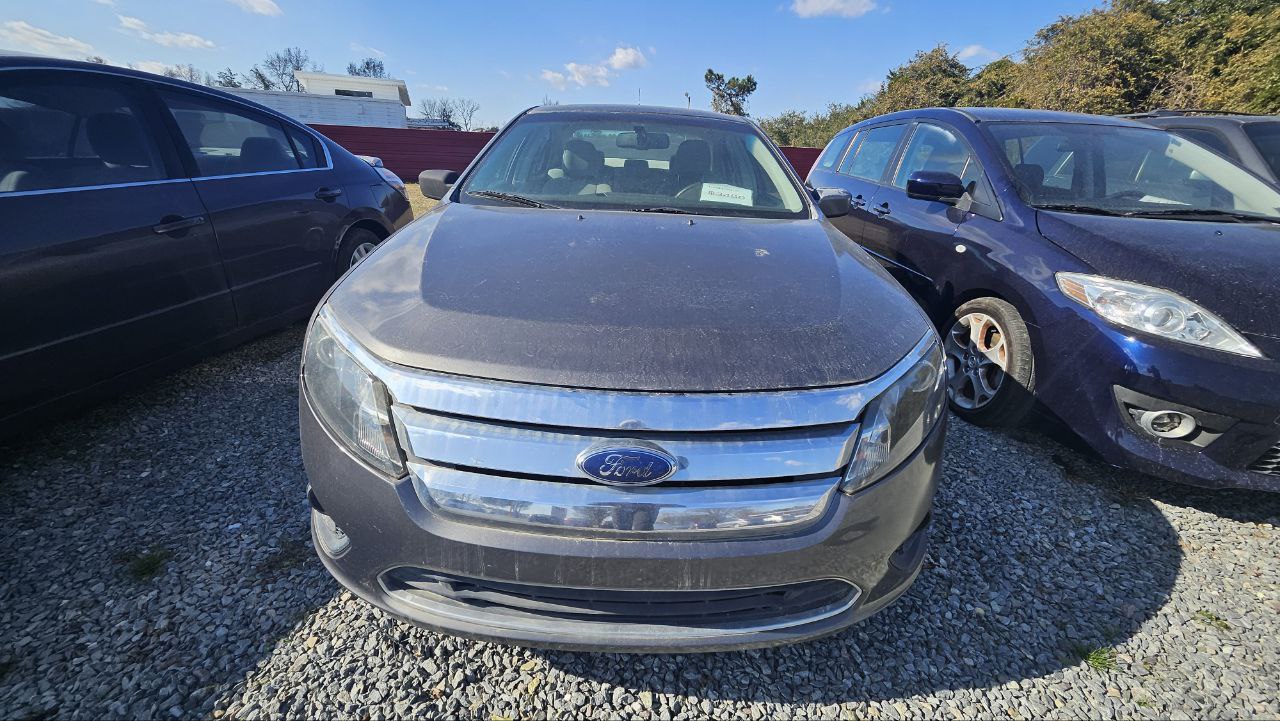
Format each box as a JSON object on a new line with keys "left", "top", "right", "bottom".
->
{"left": 607, "top": 45, "right": 647, "bottom": 70}
{"left": 790, "top": 0, "right": 876, "bottom": 18}
{"left": 541, "top": 44, "right": 648, "bottom": 90}
{"left": 0, "top": 20, "right": 95, "bottom": 58}
{"left": 565, "top": 62, "right": 611, "bottom": 87}
{"left": 856, "top": 78, "right": 882, "bottom": 94}
{"left": 226, "top": 0, "right": 282, "bottom": 16}
{"left": 131, "top": 60, "right": 170, "bottom": 75}
{"left": 117, "top": 15, "right": 216, "bottom": 49}
{"left": 349, "top": 41, "right": 385, "bottom": 58}
{"left": 957, "top": 44, "right": 999, "bottom": 62}
{"left": 540, "top": 69, "right": 568, "bottom": 91}
{"left": 92, "top": 0, "right": 117, "bottom": 6}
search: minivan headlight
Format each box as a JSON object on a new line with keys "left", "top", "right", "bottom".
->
{"left": 303, "top": 307, "right": 405, "bottom": 477}
{"left": 1056, "top": 273, "right": 1262, "bottom": 358}
{"left": 841, "top": 337, "right": 946, "bottom": 494}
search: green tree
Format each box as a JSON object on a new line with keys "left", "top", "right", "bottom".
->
{"left": 704, "top": 69, "right": 758, "bottom": 116}
{"left": 1013, "top": 2, "right": 1169, "bottom": 114}
{"left": 869, "top": 45, "right": 971, "bottom": 115}
{"left": 960, "top": 58, "right": 1024, "bottom": 107}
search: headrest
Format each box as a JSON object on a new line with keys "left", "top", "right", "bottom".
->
{"left": 87, "top": 113, "right": 152, "bottom": 166}
{"left": 562, "top": 139, "right": 601, "bottom": 178}
{"left": 1013, "top": 163, "right": 1045, "bottom": 193}
{"left": 623, "top": 158, "right": 648, "bottom": 171}
{"left": 671, "top": 139, "right": 711, "bottom": 176}
{"left": 240, "top": 136, "right": 291, "bottom": 173}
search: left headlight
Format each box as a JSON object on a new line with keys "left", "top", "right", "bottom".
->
{"left": 1056, "top": 273, "right": 1262, "bottom": 358}
{"left": 841, "top": 337, "right": 946, "bottom": 494}
{"left": 303, "top": 307, "right": 406, "bottom": 477}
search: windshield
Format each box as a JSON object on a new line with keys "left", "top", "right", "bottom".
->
{"left": 459, "top": 112, "right": 808, "bottom": 219}
{"left": 1242, "top": 121, "right": 1280, "bottom": 180}
{"left": 988, "top": 122, "right": 1280, "bottom": 219}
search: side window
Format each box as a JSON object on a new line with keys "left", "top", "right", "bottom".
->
{"left": 159, "top": 90, "right": 303, "bottom": 176}
{"left": 815, "top": 129, "right": 854, "bottom": 171}
{"left": 841, "top": 124, "right": 907, "bottom": 182}
{"left": 284, "top": 124, "right": 322, "bottom": 169}
{"left": 893, "top": 123, "right": 994, "bottom": 205}
{"left": 0, "top": 74, "right": 168, "bottom": 193}
{"left": 1170, "top": 127, "right": 1235, "bottom": 160}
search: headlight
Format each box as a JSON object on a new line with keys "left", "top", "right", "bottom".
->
{"left": 303, "top": 307, "right": 406, "bottom": 477}
{"left": 842, "top": 337, "right": 946, "bottom": 494}
{"left": 375, "top": 166, "right": 407, "bottom": 196}
{"left": 1056, "top": 273, "right": 1262, "bottom": 358}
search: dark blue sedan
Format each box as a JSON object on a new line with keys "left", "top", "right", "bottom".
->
{"left": 808, "top": 107, "right": 1280, "bottom": 492}
{"left": 0, "top": 55, "right": 412, "bottom": 438}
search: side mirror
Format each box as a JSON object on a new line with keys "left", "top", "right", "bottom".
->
{"left": 419, "top": 169, "right": 460, "bottom": 200}
{"left": 906, "top": 170, "right": 966, "bottom": 204}
{"left": 815, "top": 187, "right": 852, "bottom": 218}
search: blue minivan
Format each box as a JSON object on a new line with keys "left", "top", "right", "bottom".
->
{"left": 0, "top": 55, "right": 412, "bottom": 438}
{"left": 808, "top": 107, "right": 1280, "bottom": 492}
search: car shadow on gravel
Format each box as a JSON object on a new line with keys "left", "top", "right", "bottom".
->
{"left": 533, "top": 419, "right": 1185, "bottom": 706}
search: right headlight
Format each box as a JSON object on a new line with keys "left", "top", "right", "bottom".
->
{"left": 841, "top": 337, "right": 946, "bottom": 494}
{"left": 1056, "top": 273, "right": 1262, "bottom": 358}
{"left": 302, "top": 306, "right": 406, "bottom": 477}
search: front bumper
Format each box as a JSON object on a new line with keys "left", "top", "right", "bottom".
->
{"left": 1033, "top": 308, "right": 1280, "bottom": 492}
{"left": 300, "top": 393, "right": 942, "bottom": 652}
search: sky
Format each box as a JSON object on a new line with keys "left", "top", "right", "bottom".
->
{"left": 1, "top": 0, "right": 1101, "bottom": 128}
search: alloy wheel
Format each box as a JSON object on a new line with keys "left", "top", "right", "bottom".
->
{"left": 945, "top": 312, "right": 1009, "bottom": 410}
{"left": 349, "top": 242, "right": 378, "bottom": 267}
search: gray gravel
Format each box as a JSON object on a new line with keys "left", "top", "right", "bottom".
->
{"left": 1, "top": 326, "right": 1277, "bottom": 720}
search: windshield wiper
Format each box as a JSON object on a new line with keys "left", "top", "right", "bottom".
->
{"left": 1033, "top": 203, "right": 1124, "bottom": 217}
{"left": 467, "top": 190, "right": 560, "bottom": 209}
{"left": 1121, "top": 208, "right": 1278, "bottom": 223}
{"left": 630, "top": 206, "right": 692, "bottom": 215}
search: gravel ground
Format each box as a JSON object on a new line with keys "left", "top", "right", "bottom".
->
{"left": 1, "top": 326, "right": 1278, "bottom": 720}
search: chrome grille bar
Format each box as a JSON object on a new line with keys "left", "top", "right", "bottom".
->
{"left": 393, "top": 407, "right": 859, "bottom": 481}
{"left": 409, "top": 462, "right": 840, "bottom": 538}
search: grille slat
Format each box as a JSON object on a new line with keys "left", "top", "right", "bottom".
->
{"left": 1248, "top": 442, "right": 1280, "bottom": 477}
{"left": 393, "top": 405, "right": 858, "bottom": 483}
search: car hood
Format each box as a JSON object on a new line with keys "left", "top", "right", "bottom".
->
{"left": 327, "top": 202, "right": 931, "bottom": 392}
{"left": 1037, "top": 211, "right": 1280, "bottom": 341}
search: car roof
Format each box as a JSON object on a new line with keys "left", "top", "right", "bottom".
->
{"left": 0, "top": 53, "right": 327, "bottom": 133}
{"left": 1130, "top": 114, "right": 1277, "bottom": 128}
{"left": 837, "top": 106, "right": 1152, "bottom": 135}
{"left": 526, "top": 103, "right": 753, "bottom": 124}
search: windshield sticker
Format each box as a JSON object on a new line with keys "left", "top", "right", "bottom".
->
{"left": 700, "top": 183, "right": 754, "bottom": 206}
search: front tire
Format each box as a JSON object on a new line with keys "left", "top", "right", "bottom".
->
{"left": 335, "top": 228, "right": 382, "bottom": 277}
{"left": 943, "top": 297, "right": 1036, "bottom": 427}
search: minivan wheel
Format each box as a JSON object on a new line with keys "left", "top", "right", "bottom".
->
{"left": 943, "top": 297, "right": 1036, "bottom": 426}
{"left": 336, "top": 228, "right": 382, "bottom": 276}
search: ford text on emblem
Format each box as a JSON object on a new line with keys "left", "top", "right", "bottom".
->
{"left": 575, "top": 441, "right": 679, "bottom": 487}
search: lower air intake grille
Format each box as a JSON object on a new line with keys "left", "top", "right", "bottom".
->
{"left": 382, "top": 567, "right": 857, "bottom": 630}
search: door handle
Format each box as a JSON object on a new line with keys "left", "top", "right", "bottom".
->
{"left": 152, "top": 215, "right": 206, "bottom": 234}
{"left": 851, "top": 194, "right": 866, "bottom": 207}
{"left": 872, "top": 203, "right": 891, "bottom": 216}
{"left": 315, "top": 186, "right": 344, "bottom": 200}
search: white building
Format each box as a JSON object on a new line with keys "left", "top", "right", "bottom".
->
{"left": 225, "top": 71, "right": 412, "bottom": 128}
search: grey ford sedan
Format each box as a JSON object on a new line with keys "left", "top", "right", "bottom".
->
{"left": 299, "top": 105, "right": 946, "bottom": 651}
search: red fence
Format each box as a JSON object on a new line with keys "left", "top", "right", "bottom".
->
{"left": 311, "top": 124, "right": 822, "bottom": 181}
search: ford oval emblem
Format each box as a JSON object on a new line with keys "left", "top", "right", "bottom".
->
{"left": 576, "top": 441, "right": 679, "bottom": 487}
